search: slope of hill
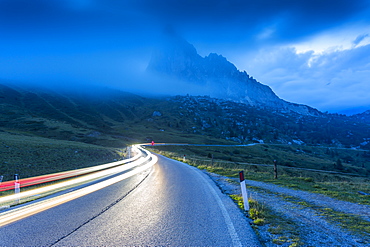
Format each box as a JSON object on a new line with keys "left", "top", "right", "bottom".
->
{"left": 1, "top": 82, "right": 370, "bottom": 150}
{"left": 1, "top": 82, "right": 370, "bottom": 180}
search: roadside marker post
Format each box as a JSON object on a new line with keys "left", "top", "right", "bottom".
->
{"left": 128, "top": 146, "right": 131, "bottom": 159}
{"left": 239, "top": 171, "right": 249, "bottom": 212}
{"left": 183, "top": 155, "right": 186, "bottom": 162}
{"left": 14, "top": 174, "right": 20, "bottom": 204}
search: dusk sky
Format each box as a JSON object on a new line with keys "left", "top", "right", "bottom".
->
{"left": 1, "top": 0, "right": 370, "bottom": 114}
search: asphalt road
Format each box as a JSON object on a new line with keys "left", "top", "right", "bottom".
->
{"left": 0, "top": 154, "right": 260, "bottom": 246}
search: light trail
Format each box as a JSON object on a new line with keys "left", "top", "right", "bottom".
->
{"left": 0, "top": 146, "right": 147, "bottom": 207}
{"left": 0, "top": 146, "right": 141, "bottom": 192}
{"left": 0, "top": 152, "right": 158, "bottom": 227}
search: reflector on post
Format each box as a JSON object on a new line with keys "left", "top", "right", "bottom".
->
{"left": 239, "top": 171, "right": 249, "bottom": 212}
{"left": 239, "top": 171, "right": 244, "bottom": 182}
{"left": 14, "top": 174, "right": 20, "bottom": 204}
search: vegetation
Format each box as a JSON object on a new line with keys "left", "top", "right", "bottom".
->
{"left": 229, "top": 195, "right": 303, "bottom": 246}
{"left": 0, "top": 132, "right": 125, "bottom": 182}
{"left": 1, "top": 83, "right": 369, "bottom": 244}
{"left": 149, "top": 145, "right": 370, "bottom": 205}
{"left": 152, "top": 146, "right": 370, "bottom": 243}
{"left": 2, "top": 83, "right": 370, "bottom": 150}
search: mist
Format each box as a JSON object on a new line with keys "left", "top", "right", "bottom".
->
{"left": 1, "top": 0, "right": 370, "bottom": 113}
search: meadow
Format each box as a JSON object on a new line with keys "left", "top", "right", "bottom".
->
{"left": 148, "top": 144, "right": 370, "bottom": 205}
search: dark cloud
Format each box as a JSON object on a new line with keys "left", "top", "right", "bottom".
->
{"left": 0, "top": 0, "right": 370, "bottom": 112}
{"left": 353, "top": 34, "right": 370, "bottom": 47}
{"left": 1, "top": 0, "right": 368, "bottom": 45}
{"left": 135, "top": 0, "right": 370, "bottom": 46}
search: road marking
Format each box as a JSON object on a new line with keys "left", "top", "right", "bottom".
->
{"left": 184, "top": 164, "right": 243, "bottom": 247}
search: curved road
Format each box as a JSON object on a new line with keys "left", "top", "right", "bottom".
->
{"left": 0, "top": 154, "right": 260, "bottom": 246}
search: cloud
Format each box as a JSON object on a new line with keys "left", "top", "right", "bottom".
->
{"left": 0, "top": 0, "right": 370, "bottom": 114}
{"left": 243, "top": 44, "right": 370, "bottom": 113}
{"left": 352, "top": 34, "right": 370, "bottom": 47}
{"left": 1, "top": 0, "right": 368, "bottom": 47}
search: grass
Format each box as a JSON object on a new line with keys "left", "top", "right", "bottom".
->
{"left": 0, "top": 132, "right": 126, "bottom": 182}
{"left": 149, "top": 145, "right": 370, "bottom": 205}
{"left": 236, "top": 182, "right": 370, "bottom": 239}
{"left": 229, "top": 194, "right": 303, "bottom": 246}
{"left": 319, "top": 208, "right": 370, "bottom": 237}
{"left": 150, "top": 146, "right": 370, "bottom": 244}
{"left": 150, "top": 143, "right": 370, "bottom": 172}
{"left": 279, "top": 192, "right": 370, "bottom": 238}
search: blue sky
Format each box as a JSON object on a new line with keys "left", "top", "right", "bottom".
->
{"left": 0, "top": 0, "right": 370, "bottom": 114}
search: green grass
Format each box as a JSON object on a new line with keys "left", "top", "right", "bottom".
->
{"left": 237, "top": 183, "right": 370, "bottom": 239}
{"left": 151, "top": 144, "right": 370, "bottom": 173}
{"left": 319, "top": 208, "right": 370, "bottom": 237}
{"left": 0, "top": 132, "right": 126, "bottom": 182}
{"left": 279, "top": 193, "right": 370, "bottom": 238}
{"left": 149, "top": 145, "right": 370, "bottom": 243}
{"left": 149, "top": 145, "right": 370, "bottom": 205}
{"left": 229, "top": 194, "right": 303, "bottom": 246}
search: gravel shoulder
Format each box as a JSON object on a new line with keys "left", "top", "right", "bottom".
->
{"left": 206, "top": 172, "right": 370, "bottom": 247}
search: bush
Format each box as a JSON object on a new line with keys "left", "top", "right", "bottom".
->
{"left": 249, "top": 208, "right": 262, "bottom": 219}
{"left": 253, "top": 218, "right": 265, "bottom": 226}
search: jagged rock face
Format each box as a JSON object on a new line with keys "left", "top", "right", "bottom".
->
{"left": 147, "top": 35, "right": 202, "bottom": 81}
{"left": 147, "top": 34, "right": 320, "bottom": 116}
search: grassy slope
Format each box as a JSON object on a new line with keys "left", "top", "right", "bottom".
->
{"left": 150, "top": 144, "right": 370, "bottom": 173}
{"left": 1, "top": 83, "right": 370, "bottom": 188}
{"left": 149, "top": 144, "right": 370, "bottom": 205}
{"left": 0, "top": 132, "right": 125, "bottom": 181}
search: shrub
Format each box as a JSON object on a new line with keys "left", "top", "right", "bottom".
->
{"left": 253, "top": 218, "right": 265, "bottom": 226}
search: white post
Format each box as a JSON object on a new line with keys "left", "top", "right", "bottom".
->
{"left": 239, "top": 171, "right": 249, "bottom": 211}
{"left": 183, "top": 155, "right": 186, "bottom": 162}
{"left": 14, "top": 174, "right": 20, "bottom": 204}
{"left": 128, "top": 146, "right": 131, "bottom": 159}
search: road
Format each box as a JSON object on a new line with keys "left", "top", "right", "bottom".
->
{"left": 0, "top": 154, "right": 260, "bottom": 246}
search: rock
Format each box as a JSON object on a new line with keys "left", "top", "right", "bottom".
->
{"left": 147, "top": 32, "right": 321, "bottom": 116}
{"left": 358, "top": 191, "right": 370, "bottom": 196}
{"left": 152, "top": 111, "right": 162, "bottom": 117}
{"left": 87, "top": 131, "right": 101, "bottom": 138}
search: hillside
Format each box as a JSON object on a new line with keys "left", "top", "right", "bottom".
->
{"left": 1, "top": 82, "right": 370, "bottom": 149}
{"left": 1, "top": 82, "right": 370, "bottom": 180}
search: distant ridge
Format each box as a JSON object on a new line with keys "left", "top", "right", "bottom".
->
{"left": 1, "top": 82, "right": 370, "bottom": 149}
{"left": 147, "top": 33, "right": 320, "bottom": 116}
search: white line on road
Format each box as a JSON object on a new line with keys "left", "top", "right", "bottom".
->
{"left": 197, "top": 171, "right": 242, "bottom": 247}
{"left": 173, "top": 159, "right": 243, "bottom": 247}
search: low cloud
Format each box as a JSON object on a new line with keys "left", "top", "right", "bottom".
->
{"left": 243, "top": 44, "right": 370, "bottom": 113}
{"left": 0, "top": 0, "right": 369, "bottom": 114}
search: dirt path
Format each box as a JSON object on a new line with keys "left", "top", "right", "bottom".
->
{"left": 246, "top": 179, "right": 370, "bottom": 222}
{"left": 207, "top": 172, "right": 370, "bottom": 247}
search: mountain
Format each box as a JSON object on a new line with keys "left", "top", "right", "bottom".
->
{"left": 1, "top": 82, "right": 370, "bottom": 150}
{"left": 147, "top": 34, "right": 320, "bottom": 116}
{"left": 351, "top": 110, "right": 370, "bottom": 124}
{"left": 0, "top": 83, "right": 153, "bottom": 147}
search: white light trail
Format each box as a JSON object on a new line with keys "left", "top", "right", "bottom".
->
{"left": 0, "top": 145, "right": 158, "bottom": 227}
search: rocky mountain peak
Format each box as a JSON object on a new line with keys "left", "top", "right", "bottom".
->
{"left": 147, "top": 33, "right": 202, "bottom": 81}
{"left": 147, "top": 35, "right": 321, "bottom": 116}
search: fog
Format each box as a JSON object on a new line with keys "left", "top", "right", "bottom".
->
{"left": 1, "top": 0, "right": 370, "bottom": 113}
